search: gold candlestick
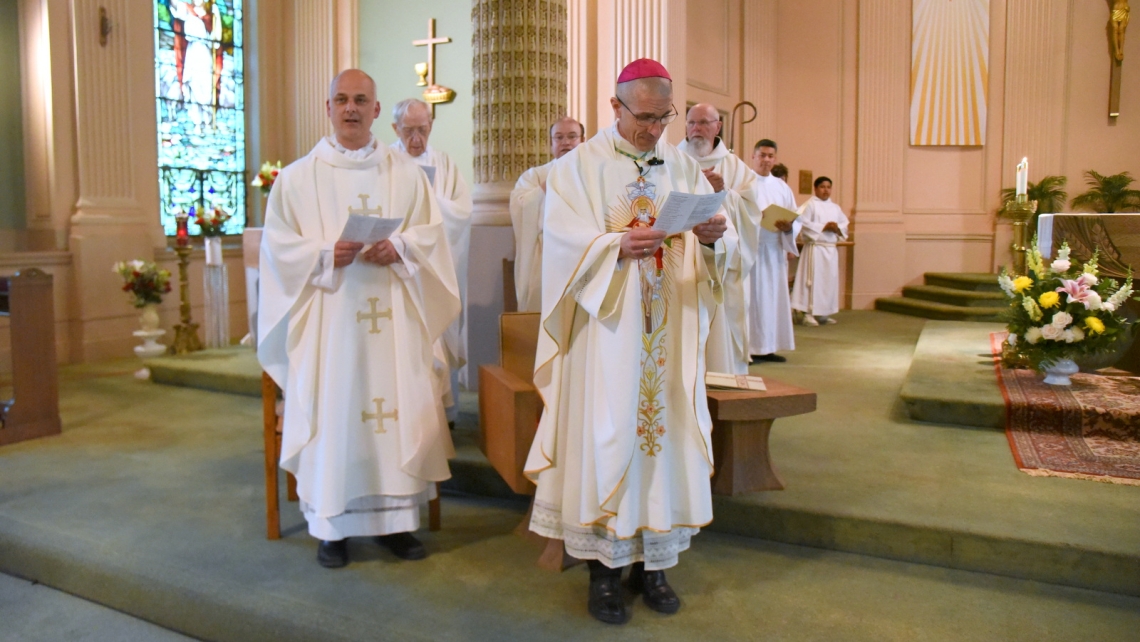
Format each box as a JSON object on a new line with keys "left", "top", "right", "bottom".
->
{"left": 170, "top": 243, "right": 203, "bottom": 354}
{"left": 1000, "top": 193, "right": 1038, "bottom": 276}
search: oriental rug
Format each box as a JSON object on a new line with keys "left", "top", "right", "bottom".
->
{"left": 991, "top": 332, "right": 1140, "bottom": 486}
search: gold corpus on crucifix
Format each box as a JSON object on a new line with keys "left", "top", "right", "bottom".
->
{"left": 362, "top": 398, "right": 398, "bottom": 434}
{"left": 413, "top": 18, "right": 456, "bottom": 116}
{"left": 1109, "top": 0, "right": 1130, "bottom": 117}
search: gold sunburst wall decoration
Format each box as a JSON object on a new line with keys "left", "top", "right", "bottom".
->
{"left": 910, "top": 0, "right": 990, "bottom": 146}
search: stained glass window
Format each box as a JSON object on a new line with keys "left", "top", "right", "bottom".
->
{"left": 154, "top": 0, "right": 245, "bottom": 237}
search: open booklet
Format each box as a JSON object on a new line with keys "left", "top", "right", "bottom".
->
{"left": 761, "top": 204, "right": 799, "bottom": 233}
{"left": 338, "top": 214, "right": 402, "bottom": 245}
{"left": 705, "top": 372, "right": 767, "bottom": 392}
{"left": 420, "top": 165, "right": 436, "bottom": 187}
{"left": 651, "top": 191, "right": 728, "bottom": 235}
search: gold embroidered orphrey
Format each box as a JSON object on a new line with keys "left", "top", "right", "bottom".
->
{"left": 362, "top": 398, "right": 398, "bottom": 434}
{"left": 356, "top": 297, "right": 392, "bottom": 334}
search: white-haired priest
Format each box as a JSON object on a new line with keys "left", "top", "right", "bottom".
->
{"left": 524, "top": 58, "right": 728, "bottom": 625}
{"left": 259, "top": 69, "right": 460, "bottom": 569}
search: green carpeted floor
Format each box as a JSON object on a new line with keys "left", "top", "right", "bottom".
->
{"left": 1, "top": 311, "right": 1138, "bottom": 640}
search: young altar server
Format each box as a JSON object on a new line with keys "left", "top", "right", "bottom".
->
{"left": 525, "top": 59, "right": 728, "bottom": 625}
{"left": 791, "top": 176, "right": 849, "bottom": 325}
{"left": 259, "top": 70, "right": 460, "bottom": 568}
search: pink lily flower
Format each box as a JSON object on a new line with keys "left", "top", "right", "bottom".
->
{"left": 1056, "top": 277, "right": 1092, "bottom": 307}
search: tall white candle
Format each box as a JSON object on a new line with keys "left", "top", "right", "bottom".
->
{"left": 1016, "top": 157, "right": 1028, "bottom": 196}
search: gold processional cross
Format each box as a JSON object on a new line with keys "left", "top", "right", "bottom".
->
{"left": 362, "top": 398, "right": 398, "bottom": 434}
{"left": 1109, "top": 0, "right": 1130, "bottom": 117}
{"left": 357, "top": 297, "right": 392, "bottom": 334}
{"left": 413, "top": 18, "right": 455, "bottom": 116}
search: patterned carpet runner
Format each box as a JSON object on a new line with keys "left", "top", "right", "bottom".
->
{"left": 991, "top": 333, "right": 1140, "bottom": 486}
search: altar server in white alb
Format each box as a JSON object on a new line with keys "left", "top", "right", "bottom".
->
{"left": 525, "top": 59, "right": 728, "bottom": 626}
{"left": 677, "top": 103, "right": 757, "bottom": 374}
{"left": 791, "top": 176, "right": 849, "bottom": 325}
{"left": 509, "top": 116, "right": 585, "bottom": 312}
{"left": 259, "top": 70, "right": 461, "bottom": 569}
{"left": 391, "top": 98, "right": 473, "bottom": 417}
{"left": 748, "top": 139, "right": 800, "bottom": 361}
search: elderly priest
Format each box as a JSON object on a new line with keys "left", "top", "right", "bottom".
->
{"left": 258, "top": 70, "right": 461, "bottom": 569}
{"left": 509, "top": 116, "right": 585, "bottom": 312}
{"left": 678, "top": 103, "right": 760, "bottom": 374}
{"left": 391, "top": 98, "right": 473, "bottom": 422}
{"left": 525, "top": 58, "right": 728, "bottom": 625}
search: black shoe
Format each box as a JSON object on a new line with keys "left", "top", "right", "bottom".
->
{"left": 448, "top": 421, "right": 455, "bottom": 431}
{"left": 316, "top": 539, "right": 348, "bottom": 568}
{"left": 628, "top": 562, "right": 681, "bottom": 614}
{"left": 587, "top": 560, "right": 630, "bottom": 625}
{"left": 751, "top": 353, "right": 787, "bottom": 363}
{"left": 377, "top": 532, "right": 427, "bottom": 560}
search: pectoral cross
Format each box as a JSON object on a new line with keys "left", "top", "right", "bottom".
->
{"left": 348, "top": 194, "right": 383, "bottom": 217}
{"left": 357, "top": 297, "right": 392, "bottom": 334}
{"left": 362, "top": 397, "right": 398, "bottom": 434}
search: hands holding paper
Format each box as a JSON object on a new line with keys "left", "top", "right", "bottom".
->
{"left": 334, "top": 241, "right": 364, "bottom": 268}
{"left": 620, "top": 227, "right": 667, "bottom": 260}
{"left": 332, "top": 240, "right": 402, "bottom": 267}
{"left": 693, "top": 215, "right": 727, "bottom": 245}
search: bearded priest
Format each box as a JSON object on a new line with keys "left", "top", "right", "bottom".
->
{"left": 509, "top": 116, "right": 585, "bottom": 312}
{"left": 259, "top": 70, "right": 461, "bottom": 569}
{"left": 677, "top": 103, "right": 760, "bottom": 374}
{"left": 391, "top": 98, "right": 473, "bottom": 421}
{"left": 524, "top": 59, "right": 729, "bottom": 625}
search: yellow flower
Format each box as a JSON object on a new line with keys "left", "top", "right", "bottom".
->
{"left": 1038, "top": 291, "right": 1060, "bottom": 309}
{"left": 1085, "top": 316, "right": 1106, "bottom": 334}
{"left": 1012, "top": 276, "right": 1033, "bottom": 293}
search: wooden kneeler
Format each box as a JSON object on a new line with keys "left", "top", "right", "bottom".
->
{"left": 262, "top": 372, "right": 440, "bottom": 539}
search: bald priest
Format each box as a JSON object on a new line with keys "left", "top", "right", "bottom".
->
{"left": 259, "top": 70, "right": 460, "bottom": 569}
{"left": 524, "top": 58, "right": 729, "bottom": 625}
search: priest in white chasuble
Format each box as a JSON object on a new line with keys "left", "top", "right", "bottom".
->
{"left": 677, "top": 103, "right": 758, "bottom": 374}
{"left": 390, "top": 99, "right": 473, "bottom": 417}
{"left": 792, "top": 176, "right": 849, "bottom": 325}
{"left": 524, "top": 59, "right": 729, "bottom": 626}
{"left": 748, "top": 139, "right": 801, "bottom": 361}
{"left": 258, "top": 70, "right": 460, "bottom": 569}
{"left": 509, "top": 116, "right": 584, "bottom": 312}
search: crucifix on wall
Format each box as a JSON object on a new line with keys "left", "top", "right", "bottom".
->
{"left": 413, "top": 18, "right": 456, "bottom": 116}
{"left": 1109, "top": 0, "right": 1130, "bottom": 117}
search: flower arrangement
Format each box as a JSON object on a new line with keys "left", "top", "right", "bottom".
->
{"left": 194, "top": 206, "right": 232, "bottom": 237}
{"left": 113, "top": 260, "right": 172, "bottom": 308}
{"left": 250, "top": 161, "right": 282, "bottom": 195}
{"left": 1000, "top": 241, "right": 1136, "bottom": 370}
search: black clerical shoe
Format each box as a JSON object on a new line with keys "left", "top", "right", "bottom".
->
{"left": 587, "top": 561, "right": 630, "bottom": 625}
{"left": 316, "top": 539, "right": 348, "bottom": 568}
{"left": 752, "top": 353, "right": 787, "bottom": 363}
{"left": 377, "top": 532, "right": 427, "bottom": 560}
{"left": 628, "top": 562, "right": 681, "bottom": 614}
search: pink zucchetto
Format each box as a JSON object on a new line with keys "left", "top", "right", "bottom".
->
{"left": 617, "top": 58, "right": 672, "bottom": 83}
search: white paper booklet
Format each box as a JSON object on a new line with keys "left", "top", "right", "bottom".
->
{"left": 338, "top": 214, "right": 402, "bottom": 245}
{"left": 705, "top": 372, "right": 767, "bottom": 391}
{"left": 651, "top": 191, "right": 728, "bottom": 235}
{"left": 420, "top": 165, "right": 436, "bottom": 187}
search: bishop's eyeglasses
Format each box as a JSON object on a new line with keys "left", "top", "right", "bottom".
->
{"left": 616, "top": 97, "right": 678, "bottom": 127}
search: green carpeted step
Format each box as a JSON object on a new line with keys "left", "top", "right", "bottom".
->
{"left": 147, "top": 347, "right": 262, "bottom": 397}
{"left": 874, "top": 296, "right": 1005, "bottom": 322}
{"left": 902, "top": 285, "right": 1008, "bottom": 308}
{"left": 899, "top": 320, "right": 1007, "bottom": 428}
{"left": 924, "top": 272, "right": 1002, "bottom": 292}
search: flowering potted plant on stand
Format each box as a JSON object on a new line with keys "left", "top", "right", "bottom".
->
{"left": 113, "top": 259, "right": 172, "bottom": 361}
{"left": 1000, "top": 241, "right": 1137, "bottom": 385}
{"left": 195, "top": 207, "right": 233, "bottom": 349}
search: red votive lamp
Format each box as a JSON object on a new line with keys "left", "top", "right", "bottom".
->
{"left": 175, "top": 211, "right": 190, "bottom": 247}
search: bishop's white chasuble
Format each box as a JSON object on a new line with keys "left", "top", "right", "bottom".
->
{"left": 509, "top": 161, "right": 554, "bottom": 312}
{"left": 791, "top": 196, "right": 849, "bottom": 317}
{"left": 259, "top": 139, "right": 460, "bottom": 539}
{"left": 525, "top": 125, "right": 725, "bottom": 570}
{"left": 749, "top": 174, "right": 801, "bottom": 355}
{"left": 677, "top": 138, "right": 757, "bottom": 374}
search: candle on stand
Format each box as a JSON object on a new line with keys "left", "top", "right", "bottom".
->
{"left": 1016, "top": 157, "right": 1028, "bottom": 197}
{"left": 175, "top": 210, "right": 190, "bottom": 247}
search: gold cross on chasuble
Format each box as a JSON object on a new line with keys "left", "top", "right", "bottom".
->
{"left": 356, "top": 297, "right": 392, "bottom": 334}
{"left": 348, "top": 194, "right": 383, "bottom": 217}
{"left": 362, "top": 397, "right": 398, "bottom": 434}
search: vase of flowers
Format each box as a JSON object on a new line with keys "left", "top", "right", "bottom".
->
{"left": 250, "top": 161, "right": 282, "bottom": 195}
{"left": 114, "top": 260, "right": 172, "bottom": 360}
{"left": 194, "top": 207, "right": 232, "bottom": 349}
{"left": 1000, "top": 241, "right": 1137, "bottom": 385}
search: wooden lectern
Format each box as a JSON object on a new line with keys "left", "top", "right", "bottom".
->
{"left": 0, "top": 268, "right": 62, "bottom": 446}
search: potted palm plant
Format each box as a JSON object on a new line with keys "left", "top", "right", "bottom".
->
{"left": 1001, "top": 175, "right": 1068, "bottom": 214}
{"left": 1070, "top": 170, "right": 1140, "bottom": 213}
